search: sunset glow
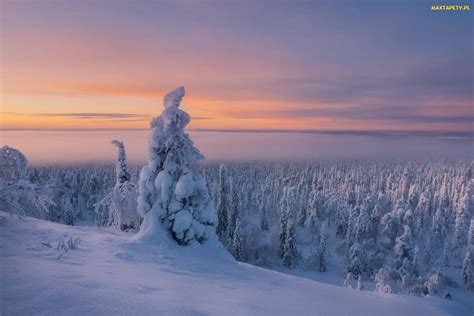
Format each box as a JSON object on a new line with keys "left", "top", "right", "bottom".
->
{"left": 1, "top": 1, "right": 472, "bottom": 133}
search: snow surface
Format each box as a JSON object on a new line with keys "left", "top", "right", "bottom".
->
{"left": 1, "top": 213, "right": 470, "bottom": 316}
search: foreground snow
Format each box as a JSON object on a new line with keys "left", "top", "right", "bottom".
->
{"left": 0, "top": 213, "right": 470, "bottom": 316}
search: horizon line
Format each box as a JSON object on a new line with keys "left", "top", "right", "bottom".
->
{"left": 1, "top": 128, "right": 473, "bottom": 139}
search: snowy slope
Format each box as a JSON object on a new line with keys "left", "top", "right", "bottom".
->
{"left": 0, "top": 213, "right": 470, "bottom": 316}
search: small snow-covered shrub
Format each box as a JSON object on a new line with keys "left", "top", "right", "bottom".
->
{"left": 56, "top": 235, "right": 81, "bottom": 251}
{"left": 375, "top": 267, "right": 398, "bottom": 293}
{"left": 425, "top": 271, "right": 444, "bottom": 296}
{"left": 56, "top": 235, "right": 81, "bottom": 259}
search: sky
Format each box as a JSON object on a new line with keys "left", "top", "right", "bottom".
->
{"left": 0, "top": 0, "right": 473, "bottom": 133}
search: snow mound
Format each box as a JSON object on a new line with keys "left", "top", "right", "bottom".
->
{"left": 0, "top": 213, "right": 470, "bottom": 316}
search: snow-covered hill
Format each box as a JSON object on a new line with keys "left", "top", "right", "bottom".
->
{"left": 0, "top": 213, "right": 470, "bottom": 316}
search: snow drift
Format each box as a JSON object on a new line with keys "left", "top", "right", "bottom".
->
{"left": 0, "top": 213, "right": 470, "bottom": 316}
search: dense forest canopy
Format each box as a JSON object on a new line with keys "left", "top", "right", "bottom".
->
{"left": 2, "top": 156, "right": 472, "bottom": 297}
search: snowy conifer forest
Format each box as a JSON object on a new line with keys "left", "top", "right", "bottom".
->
{"left": 5, "top": 155, "right": 474, "bottom": 294}
{"left": 1, "top": 88, "right": 472, "bottom": 315}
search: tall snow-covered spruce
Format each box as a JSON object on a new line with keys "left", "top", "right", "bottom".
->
{"left": 95, "top": 140, "right": 140, "bottom": 230}
{"left": 137, "top": 87, "right": 218, "bottom": 245}
{"left": 111, "top": 140, "right": 131, "bottom": 185}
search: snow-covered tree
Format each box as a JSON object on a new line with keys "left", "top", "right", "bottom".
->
{"left": 348, "top": 242, "right": 363, "bottom": 276}
{"left": 423, "top": 235, "right": 434, "bottom": 267}
{"left": 442, "top": 241, "right": 450, "bottom": 267}
{"left": 394, "top": 225, "right": 413, "bottom": 264}
{"left": 95, "top": 140, "right": 140, "bottom": 231}
{"left": 371, "top": 204, "right": 381, "bottom": 242}
{"left": 408, "top": 184, "right": 419, "bottom": 211}
{"left": 431, "top": 207, "right": 446, "bottom": 248}
{"left": 355, "top": 206, "right": 371, "bottom": 243}
{"left": 345, "top": 205, "right": 360, "bottom": 251}
{"left": 227, "top": 178, "right": 240, "bottom": 244}
{"left": 279, "top": 185, "right": 297, "bottom": 259}
{"left": 398, "top": 256, "right": 420, "bottom": 294}
{"left": 425, "top": 271, "right": 443, "bottom": 296}
{"left": 462, "top": 249, "right": 473, "bottom": 290}
{"left": 343, "top": 272, "right": 353, "bottom": 288}
{"left": 260, "top": 200, "right": 269, "bottom": 231}
{"left": 461, "top": 220, "right": 474, "bottom": 290}
{"left": 137, "top": 87, "right": 217, "bottom": 245}
{"left": 375, "top": 267, "right": 396, "bottom": 293}
{"left": 282, "top": 218, "right": 298, "bottom": 269}
{"left": 414, "top": 191, "right": 430, "bottom": 235}
{"left": 216, "top": 164, "right": 230, "bottom": 240}
{"left": 468, "top": 219, "right": 474, "bottom": 248}
{"left": 413, "top": 246, "right": 419, "bottom": 276}
{"left": 279, "top": 211, "right": 289, "bottom": 259}
{"left": 62, "top": 197, "right": 75, "bottom": 225}
{"left": 307, "top": 185, "right": 324, "bottom": 222}
{"left": 0, "top": 145, "right": 28, "bottom": 186}
{"left": 357, "top": 275, "right": 364, "bottom": 291}
{"left": 453, "top": 193, "right": 470, "bottom": 259}
{"left": 111, "top": 140, "right": 131, "bottom": 184}
{"left": 319, "top": 221, "right": 328, "bottom": 272}
{"left": 0, "top": 146, "right": 53, "bottom": 219}
{"left": 233, "top": 216, "right": 243, "bottom": 261}
{"left": 380, "top": 212, "right": 399, "bottom": 249}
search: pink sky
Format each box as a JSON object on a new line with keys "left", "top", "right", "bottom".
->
{"left": 1, "top": 1, "right": 472, "bottom": 133}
